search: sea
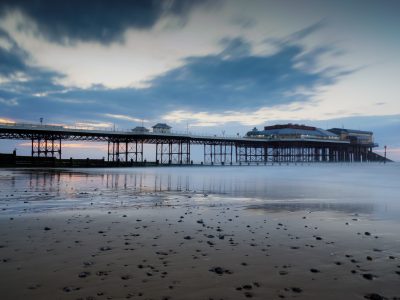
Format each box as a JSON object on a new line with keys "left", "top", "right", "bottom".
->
{"left": 0, "top": 163, "right": 399, "bottom": 222}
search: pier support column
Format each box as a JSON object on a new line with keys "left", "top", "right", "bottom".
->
{"left": 204, "top": 143, "right": 233, "bottom": 165}
{"left": 157, "top": 140, "right": 190, "bottom": 164}
{"left": 108, "top": 140, "right": 143, "bottom": 163}
{"left": 236, "top": 145, "right": 265, "bottom": 164}
{"left": 31, "top": 135, "right": 62, "bottom": 159}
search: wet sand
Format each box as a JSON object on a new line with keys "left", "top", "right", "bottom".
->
{"left": 0, "top": 166, "right": 399, "bottom": 299}
{"left": 1, "top": 202, "right": 400, "bottom": 299}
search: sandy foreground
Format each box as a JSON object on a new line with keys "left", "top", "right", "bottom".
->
{"left": 0, "top": 193, "right": 399, "bottom": 300}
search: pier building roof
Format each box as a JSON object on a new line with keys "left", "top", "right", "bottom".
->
{"left": 247, "top": 124, "right": 339, "bottom": 140}
{"left": 152, "top": 123, "right": 171, "bottom": 129}
{"left": 131, "top": 126, "right": 149, "bottom": 133}
{"left": 327, "top": 128, "right": 373, "bottom": 135}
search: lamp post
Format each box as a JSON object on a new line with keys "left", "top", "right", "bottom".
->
{"left": 384, "top": 145, "right": 387, "bottom": 164}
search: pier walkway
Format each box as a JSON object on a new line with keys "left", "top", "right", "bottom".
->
{"left": 0, "top": 123, "right": 386, "bottom": 165}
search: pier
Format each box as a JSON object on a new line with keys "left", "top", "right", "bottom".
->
{"left": 0, "top": 122, "right": 388, "bottom": 167}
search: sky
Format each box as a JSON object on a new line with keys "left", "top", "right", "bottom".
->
{"left": 0, "top": 0, "right": 399, "bottom": 160}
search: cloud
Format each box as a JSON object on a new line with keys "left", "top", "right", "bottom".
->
{"left": 0, "top": 28, "right": 29, "bottom": 76}
{"left": 162, "top": 104, "right": 311, "bottom": 126}
{"left": 29, "top": 38, "right": 344, "bottom": 123}
{"left": 68, "top": 122, "right": 112, "bottom": 130}
{"left": 0, "top": 0, "right": 215, "bottom": 45}
{"left": 219, "top": 37, "right": 252, "bottom": 58}
{"left": 103, "top": 114, "right": 148, "bottom": 123}
{"left": 231, "top": 15, "right": 257, "bottom": 29}
{"left": 143, "top": 40, "right": 347, "bottom": 112}
{"left": 289, "top": 20, "right": 326, "bottom": 42}
{"left": 0, "top": 28, "right": 65, "bottom": 98}
{"left": 0, "top": 22, "right": 352, "bottom": 128}
{"left": 0, "top": 117, "right": 15, "bottom": 123}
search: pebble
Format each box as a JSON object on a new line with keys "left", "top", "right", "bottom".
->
{"left": 362, "top": 273, "right": 375, "bottom": 280}
{"left": 78, "top": 271, "right": 90, "bottom": 278}
{"left": 209, "top": 267, "right": 232, "bottom": 275}
{"left": 364, "top": 293, "right": 387, "bottom": 300}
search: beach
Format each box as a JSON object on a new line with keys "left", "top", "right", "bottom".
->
{"left": 0, "top": 165, "right": 399, "bottom": 299}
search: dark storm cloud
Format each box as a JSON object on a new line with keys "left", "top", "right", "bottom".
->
{"left": 144, "top": 41, "right": 345, "bottom": 111}
{"left": 0, "top": 28, "right": 29, "bottom": 75}
{"left": 0, "top": 0, "right": 214, "bottom": 44}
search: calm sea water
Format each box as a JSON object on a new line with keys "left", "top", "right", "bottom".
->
{"left": 0, "top": 163, "right": 399, "bottom": 220}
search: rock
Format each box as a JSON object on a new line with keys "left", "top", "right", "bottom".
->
{"left": 62, "top": 286, "right": 80, "bottom": 292}
{"left": 242, "top": 285, "right": 252, "bottom": 290}
{"left": 310, "top": 268, "right": 320, "bottom": 273}
{"left": 96, "top": 271, "right": 109, "bottom": 276}
{"left": 362, "top": 273, "right": 375, "bottom": 280}
{"left": 291, "top": 287, "right": 303, "bottom": 293}
{"left": 99, "top": 246, "right": 112, "bottom": 251}
{"left": 78, "top": 271, "right": 90, "bottom": 278}
{"left": 209, "top": 267, "right": 232, "bottom": 275}
{"left": 279, "top": 271, "right": 288, "bottom": 275}
{"left": 364, "top": 293, "right": 387, "bottom": 300}
{"left": 210, "top": 267, "right": 224, "bottom": 275}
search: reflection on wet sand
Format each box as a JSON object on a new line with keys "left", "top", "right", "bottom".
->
{"left": 247, "top": 202, "right": 374, "bottom": 215}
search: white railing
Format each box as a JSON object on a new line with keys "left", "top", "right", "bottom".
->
{"left": 0, "top": 122, "right": 350, "bottom": 143}
{"left": 0, "top": 122, "right": 244, "bottom": 139}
